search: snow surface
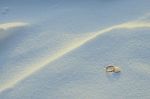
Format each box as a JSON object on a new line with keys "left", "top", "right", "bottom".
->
{"left": 0, "top": 0, "right": 150, "bottom": 99}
